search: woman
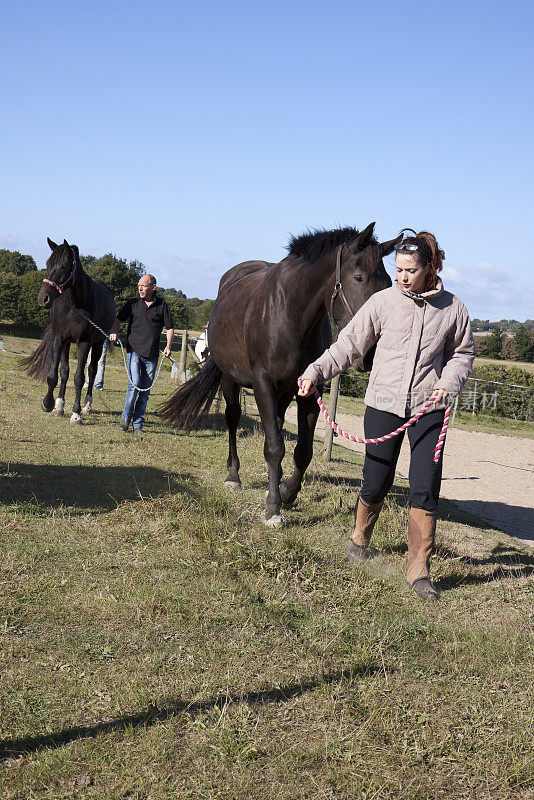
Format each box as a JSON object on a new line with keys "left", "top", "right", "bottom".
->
{"left": 298, "top": 230, "right": 475, "bottom": 600}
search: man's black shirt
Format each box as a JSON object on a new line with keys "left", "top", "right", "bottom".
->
{"left": 117, "top": 295, "right": 174, "bottom": 361}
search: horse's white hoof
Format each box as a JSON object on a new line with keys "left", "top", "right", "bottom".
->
{"left": 262, "top": 513, "right": 285, "bottom": 528}
{"left": 70, "top": 413, "right": 83, "bottom": 425}
{"left": 224, "top": 480, "right": 242, "bottom": 491}
{"left": 52, "top": 399, "right": 65, "bottom": 417}
{"left": 81, "top": 398, "right": 93, "bottom": 416}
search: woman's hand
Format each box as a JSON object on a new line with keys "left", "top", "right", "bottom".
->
{"left": 432, "top": 388, "right": 449, "bottom": 405}
{"left": 298, "top": 379, "right": 315, "bottom": 397}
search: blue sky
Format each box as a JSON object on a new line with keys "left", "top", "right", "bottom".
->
{"left": 1, "top": 0, "right": 533, "bottom": 320}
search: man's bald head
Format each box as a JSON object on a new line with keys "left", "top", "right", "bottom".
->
{"left": 138, "top": 274, "right": 157, "bottom": 302}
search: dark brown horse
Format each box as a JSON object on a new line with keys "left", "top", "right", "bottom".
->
{"left": 22, "top": 238, "right": 116, "bottom": 424}
{"left": 160, "top": 223, "right": 399, "bottom": 524}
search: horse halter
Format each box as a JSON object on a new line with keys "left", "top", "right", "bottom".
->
{"left": 329, "top": 245, "right": 355, "bottom": 322}
{"left": 42, "top": 247, "right": 77, "bottom": 294}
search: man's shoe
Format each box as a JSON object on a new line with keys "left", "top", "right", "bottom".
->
{"left": 133, "top": 427, "right": 144, "bottom": 436}
{"left": 119, "top": 419, "right": 129, "bottom": 432}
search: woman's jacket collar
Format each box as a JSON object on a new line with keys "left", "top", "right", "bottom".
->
{"left": 394, "top": 277, "right": 444, "bottom": 302}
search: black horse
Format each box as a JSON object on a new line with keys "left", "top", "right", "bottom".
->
{"left": 23, "top": 238, "right": 116, "bottom": 424}
{"left": 160, "top": 223, "right": 399, "bottom": 524}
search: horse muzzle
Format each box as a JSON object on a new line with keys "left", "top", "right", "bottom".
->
{"left": 38, "top": 287, "right": 54, "bottom": 308}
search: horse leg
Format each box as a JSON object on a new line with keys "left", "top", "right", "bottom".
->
{"left": 52, "top": 342, "right": 71, "bottom": 417}
{"left": 276, "top": 391, "right": 293, "bottom": 432}
{"left": 42, "top": 339, "right": 62, "bottom": 413}
{"left": 279, "top": 393, "right": 320, "bottom": 506}
{"left": 222, "top": 377, "right": 242, "bottom": 490}
{"left": 254, "top": 373, "right": 285, "bottom": 527}
{"left": 71, "top": 341, "right": 90, "bottom": 425}
{"left": 82, "top": 340, "right": 103, "bottom": 415}
{"left": 270, "top": 390, "right": 293, "bottom": 490}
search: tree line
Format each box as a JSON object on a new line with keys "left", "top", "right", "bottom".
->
{"left": 0, "top": 249, "right": 213, "bottom": 332}
{"left": 471, "top": 318, "right": 534, "bottom": 332}
{"left": 474, "top": 325, "right": 534, "bottom": 363}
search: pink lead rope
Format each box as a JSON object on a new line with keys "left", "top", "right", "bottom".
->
{"left": 297, "top": 377, "right": 450, "bottom": 463}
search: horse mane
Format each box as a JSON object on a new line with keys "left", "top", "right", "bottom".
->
{"left": 287, "top": 226, "right": 378, "bottom": 263}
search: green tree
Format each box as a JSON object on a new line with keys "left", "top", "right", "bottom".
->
{"left": 85, "top": 254, "right": 145, "bottom": 309}
{"left": 0, "top": 273, "right": 22, "bottom": 323}
{"left": 188, "top": 299, "right": 214, "bottom": 330}
{"left": 15, "top": 270, "right": 49, "bottom": 327}
{"left": 162, "top": 293, "right": 191, "bottom": 329}
{"left": 483, "top": 325, "right": 503, "bottom": 359}
{"left": 79, "top": 254, "right": 97, "bottom": 271}
{"left": 0, "top": 249, "right": 37, "bottom": 276}
{"left": 514, "top": 325, "right": 534, "bottom": 363}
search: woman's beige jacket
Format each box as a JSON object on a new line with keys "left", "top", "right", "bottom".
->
{"left": 301, "top": 279, "right": 476, "bottom": 416}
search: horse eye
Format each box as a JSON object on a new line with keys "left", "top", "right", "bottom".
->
{"left": 353, "top": 274, "right": 364, "bottom": 283}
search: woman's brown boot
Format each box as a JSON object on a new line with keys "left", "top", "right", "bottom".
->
{"left": 407, "top": 508, "right": 440, "bottom": 600}
{"left": 346, "top": 498, "right": 383, "bottom": 561}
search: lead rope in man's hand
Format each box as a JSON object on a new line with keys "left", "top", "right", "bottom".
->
{"left": 297, "top": 377, "right": 450, "bottom": 463}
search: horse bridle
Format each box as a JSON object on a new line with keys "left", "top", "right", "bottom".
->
{"left": 329, "top": 244, "right": 355, "bottom": 322}
{"left": 42, "top": 247, "right": 77, "bottom": 294}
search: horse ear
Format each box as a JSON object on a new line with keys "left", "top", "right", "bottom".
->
{"left": 63, "top": 238, "right": 70, "bottom": 247}
{"left": 355, "top": 222, "right": 376, "bottom": 250}
{"left": 380, "top": 233, "right": 403, "bottom": 257}
{"left": 47, "top": 237, "right": 58, "bottom": 251}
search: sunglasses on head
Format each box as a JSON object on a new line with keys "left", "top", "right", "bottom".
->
{"left": 396, "top": 242, "right": 419, "bottom": 252}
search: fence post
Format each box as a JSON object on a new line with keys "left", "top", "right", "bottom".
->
{"left": 324, "top": 375, "right": 340, "bottom": 462}
{"left": 472, "top": 378, "right": 477, "bottom": 416}
{"left": 179, "top": 330, "right": 188, "bottom": 384}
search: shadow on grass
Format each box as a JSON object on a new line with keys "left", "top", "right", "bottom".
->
{"left": 0, "top": 463, "right": 199, "bottom": 512}
{"left": 436, "top": 563, "right": 534, "bottom": 591}
{"left": 450, "top": 500, "right": 534, "bottom": 542}
{"left": 438, "top": 541, "right": 534, "bottom": 568}
{"left": 0, "top": 664, "right": 386, "bottom": 761}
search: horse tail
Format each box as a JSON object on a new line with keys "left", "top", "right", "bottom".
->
{"left": 20, "top": 324, "right": 56, "bottom": 381}
{"left": 158, "top": 355, "right": 223, "bottom": 431}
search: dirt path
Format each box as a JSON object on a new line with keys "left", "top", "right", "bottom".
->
{"left": 286, "top": 406, "right": 534, "bottom": 546}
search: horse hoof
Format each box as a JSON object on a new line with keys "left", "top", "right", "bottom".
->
{"left": 262, "top": 513, "right": 285, "bottom": 528}
{"left": 279, "top": 482, "right": 298, "bottom": 507}
{"left": 410, "top": 578, "right": 440, "bottom": 601}
{"left": 70, "top": 413, "right": 83, "bottom": 425}
{"left": 52, "top": 399, "right": 65, "bottom": 417}
{"left": 52, "top": 403, "right": 65, "bottom": 417}
{"left": 81, "top": 403, "right": 92, "bottom": 416}
{"left": 224, "top": 480, "right": 242, "bottom": 491}
{"left": 42, "top": 401, "right": 53, "bottom": 413}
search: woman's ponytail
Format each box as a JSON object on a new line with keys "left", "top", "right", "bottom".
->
{"left": 416, "top": 231, "right": 445, "bottom": 289}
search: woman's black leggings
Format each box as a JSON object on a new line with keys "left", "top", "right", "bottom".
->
{"left": 359, "top": 406, "right": 445, "bottom": 512}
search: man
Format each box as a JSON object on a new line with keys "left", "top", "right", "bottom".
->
{"left": 110, "top": 274, "right": 174, "bottom": 434}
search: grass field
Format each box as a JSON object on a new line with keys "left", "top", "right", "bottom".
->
{"left": 1, "top": 335, "right": 534, "bottom": 799}
{"left": 474, "top": 356, "right": 534, "bottom": 375}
